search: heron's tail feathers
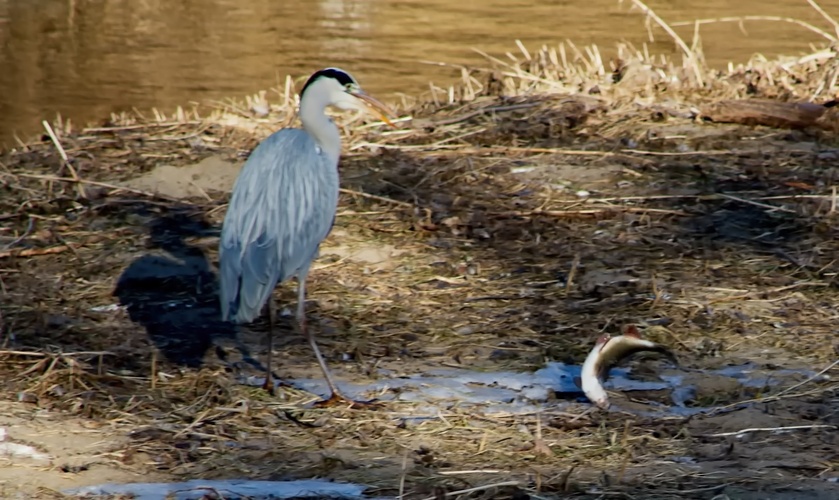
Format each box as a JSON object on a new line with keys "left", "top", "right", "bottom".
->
{"left": 219, "top": 238, "right": 281, "bottom": 324}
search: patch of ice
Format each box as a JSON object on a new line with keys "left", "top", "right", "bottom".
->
{"left": 65, "top": 479, "right": 368, "bottom": 500}
{"left": 276, "top": 361, "right": 675, "bottom": 411}
{"left": 0, "top": 427, "right": 51, "bottom": 462}
{"left": 89, "top": 304, "right": 124, "bottom": 313}
{"left": 245, "top": 360, "right": 816, "bottom": 417}
{"left": 664, "top": 375, "right": 695, "bottom": 407}
{"left": 711, "top": 364, "right": 817, "bottom": 388}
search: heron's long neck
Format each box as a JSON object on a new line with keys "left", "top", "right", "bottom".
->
{"left": 299, "top": 92, "right": 341, "bottom": 166}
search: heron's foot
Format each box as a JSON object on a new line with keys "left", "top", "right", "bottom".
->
{"left": 313, "top": 393, "right": 383, "bottom": 410}
{"left": 262, "top": 376, "right": 275, "bottom": 396}
{"left": 261, "top": 375, "right": 294, "bottom": 396}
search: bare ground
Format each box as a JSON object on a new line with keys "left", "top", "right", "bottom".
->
{"left": 1, "top": 57, "right": 839, "bottom": 498}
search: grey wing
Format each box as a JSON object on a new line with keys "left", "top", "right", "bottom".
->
{"left": 219, "top": 129, "right": 340, "bottom": 323}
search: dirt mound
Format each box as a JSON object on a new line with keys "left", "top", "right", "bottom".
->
{"left": 121, "top": 155, "right": 242, "bottom": 200}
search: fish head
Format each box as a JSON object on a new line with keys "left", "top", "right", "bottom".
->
{"left": 622, "top": 324, "right": 641, "bottom": 338}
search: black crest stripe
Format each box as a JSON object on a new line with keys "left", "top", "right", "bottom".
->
{"left": 301, "top": 68, "right": 357, "bottom": 96}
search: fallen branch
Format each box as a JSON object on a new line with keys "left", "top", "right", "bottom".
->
{"left": 354, "top": 143, "right": 741, "bottom": 157}
{"left": 495, "top": 207, "right": 689, "bottom": 218}
{"left": 0, "top": 245, "right": 72, "bottom": 259}
{"left": 703, "top": 424, "right": 837, "bottom": 438}
{"left": 699, "top": 98, "right": 837, "bottom": 131}
{"left": 0, "top": 350, "right": 116, "bottom": 357}
{"left": 82, "top": 121, "right": 201, "bottom": 133}
{"left": 339, "top": 188, "right": 413, "bottom": 208}
{"left": 718, "top": 193, "right": 798, "bottom": 214}
{"left": 4, "top": 172, "right": 182, "bottom": 202}
{"left": 620, "top": 149, "right": 740, "bottom": 156}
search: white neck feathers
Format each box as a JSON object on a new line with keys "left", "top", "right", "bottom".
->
{"left": 298, "top": 78, "right": 342, "bottom": 166}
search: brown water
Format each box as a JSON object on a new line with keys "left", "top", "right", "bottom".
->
{"left": 1, "top": 0, "right": 838, "bottom": 145}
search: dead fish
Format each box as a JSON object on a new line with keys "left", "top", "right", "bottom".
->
{"left": 580, "top": 325, "right": 678, "bottom": 409}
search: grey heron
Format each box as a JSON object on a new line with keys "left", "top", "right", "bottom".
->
{"left": 219, "top": 67, "right": 394, "bottom": 405}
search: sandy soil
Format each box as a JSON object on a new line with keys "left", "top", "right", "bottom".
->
{"left": 0, "top": 402, "right": 156, "bottom": 497}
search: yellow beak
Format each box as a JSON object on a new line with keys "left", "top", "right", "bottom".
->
{"left": 350, "top": 90, "right": 397, "bottom": 127}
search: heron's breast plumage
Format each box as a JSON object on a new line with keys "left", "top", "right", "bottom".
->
{"left": 218, "top": 128, "right": 340, "bottom": 323}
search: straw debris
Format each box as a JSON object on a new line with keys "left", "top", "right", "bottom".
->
{"left": 2, "top": 3, "right": 839, "bottom": 499}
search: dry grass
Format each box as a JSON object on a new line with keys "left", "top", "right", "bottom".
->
{"left": 1, "top": 3, "right": 839, "bottom": 499}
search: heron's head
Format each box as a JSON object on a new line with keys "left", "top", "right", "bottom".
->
{"left": 300, "top": 67, "right": 395, "bottom": 125}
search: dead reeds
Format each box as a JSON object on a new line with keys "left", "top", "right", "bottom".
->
{"left": 1, "top": 2, "right": 839, "bottom": 499}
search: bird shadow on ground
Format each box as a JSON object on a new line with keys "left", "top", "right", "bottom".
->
{"left": 112, "top": 206, "right": 262, "bottom": 370}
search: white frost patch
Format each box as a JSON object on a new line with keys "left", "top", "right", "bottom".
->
{"left": 65, "top": 479, "right": 368, "bottom": 500}
{"left": 89, "top": 303, "right": 125, "bottom": 313}
{"left": 255, "top": 362, "right": 669, "bottom": 413}
{"left": 251, "top": 361, "right": 815, "bottom": 418}
{"left": 0, "top": 427, "right": 51, "bottom": 462}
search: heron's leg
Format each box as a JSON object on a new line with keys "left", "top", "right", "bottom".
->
{"left": 262, "top": 299, "right": 276, "bottom": 395}
{"left": 296, "top": 271, "right": 346, "bottom": 401}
